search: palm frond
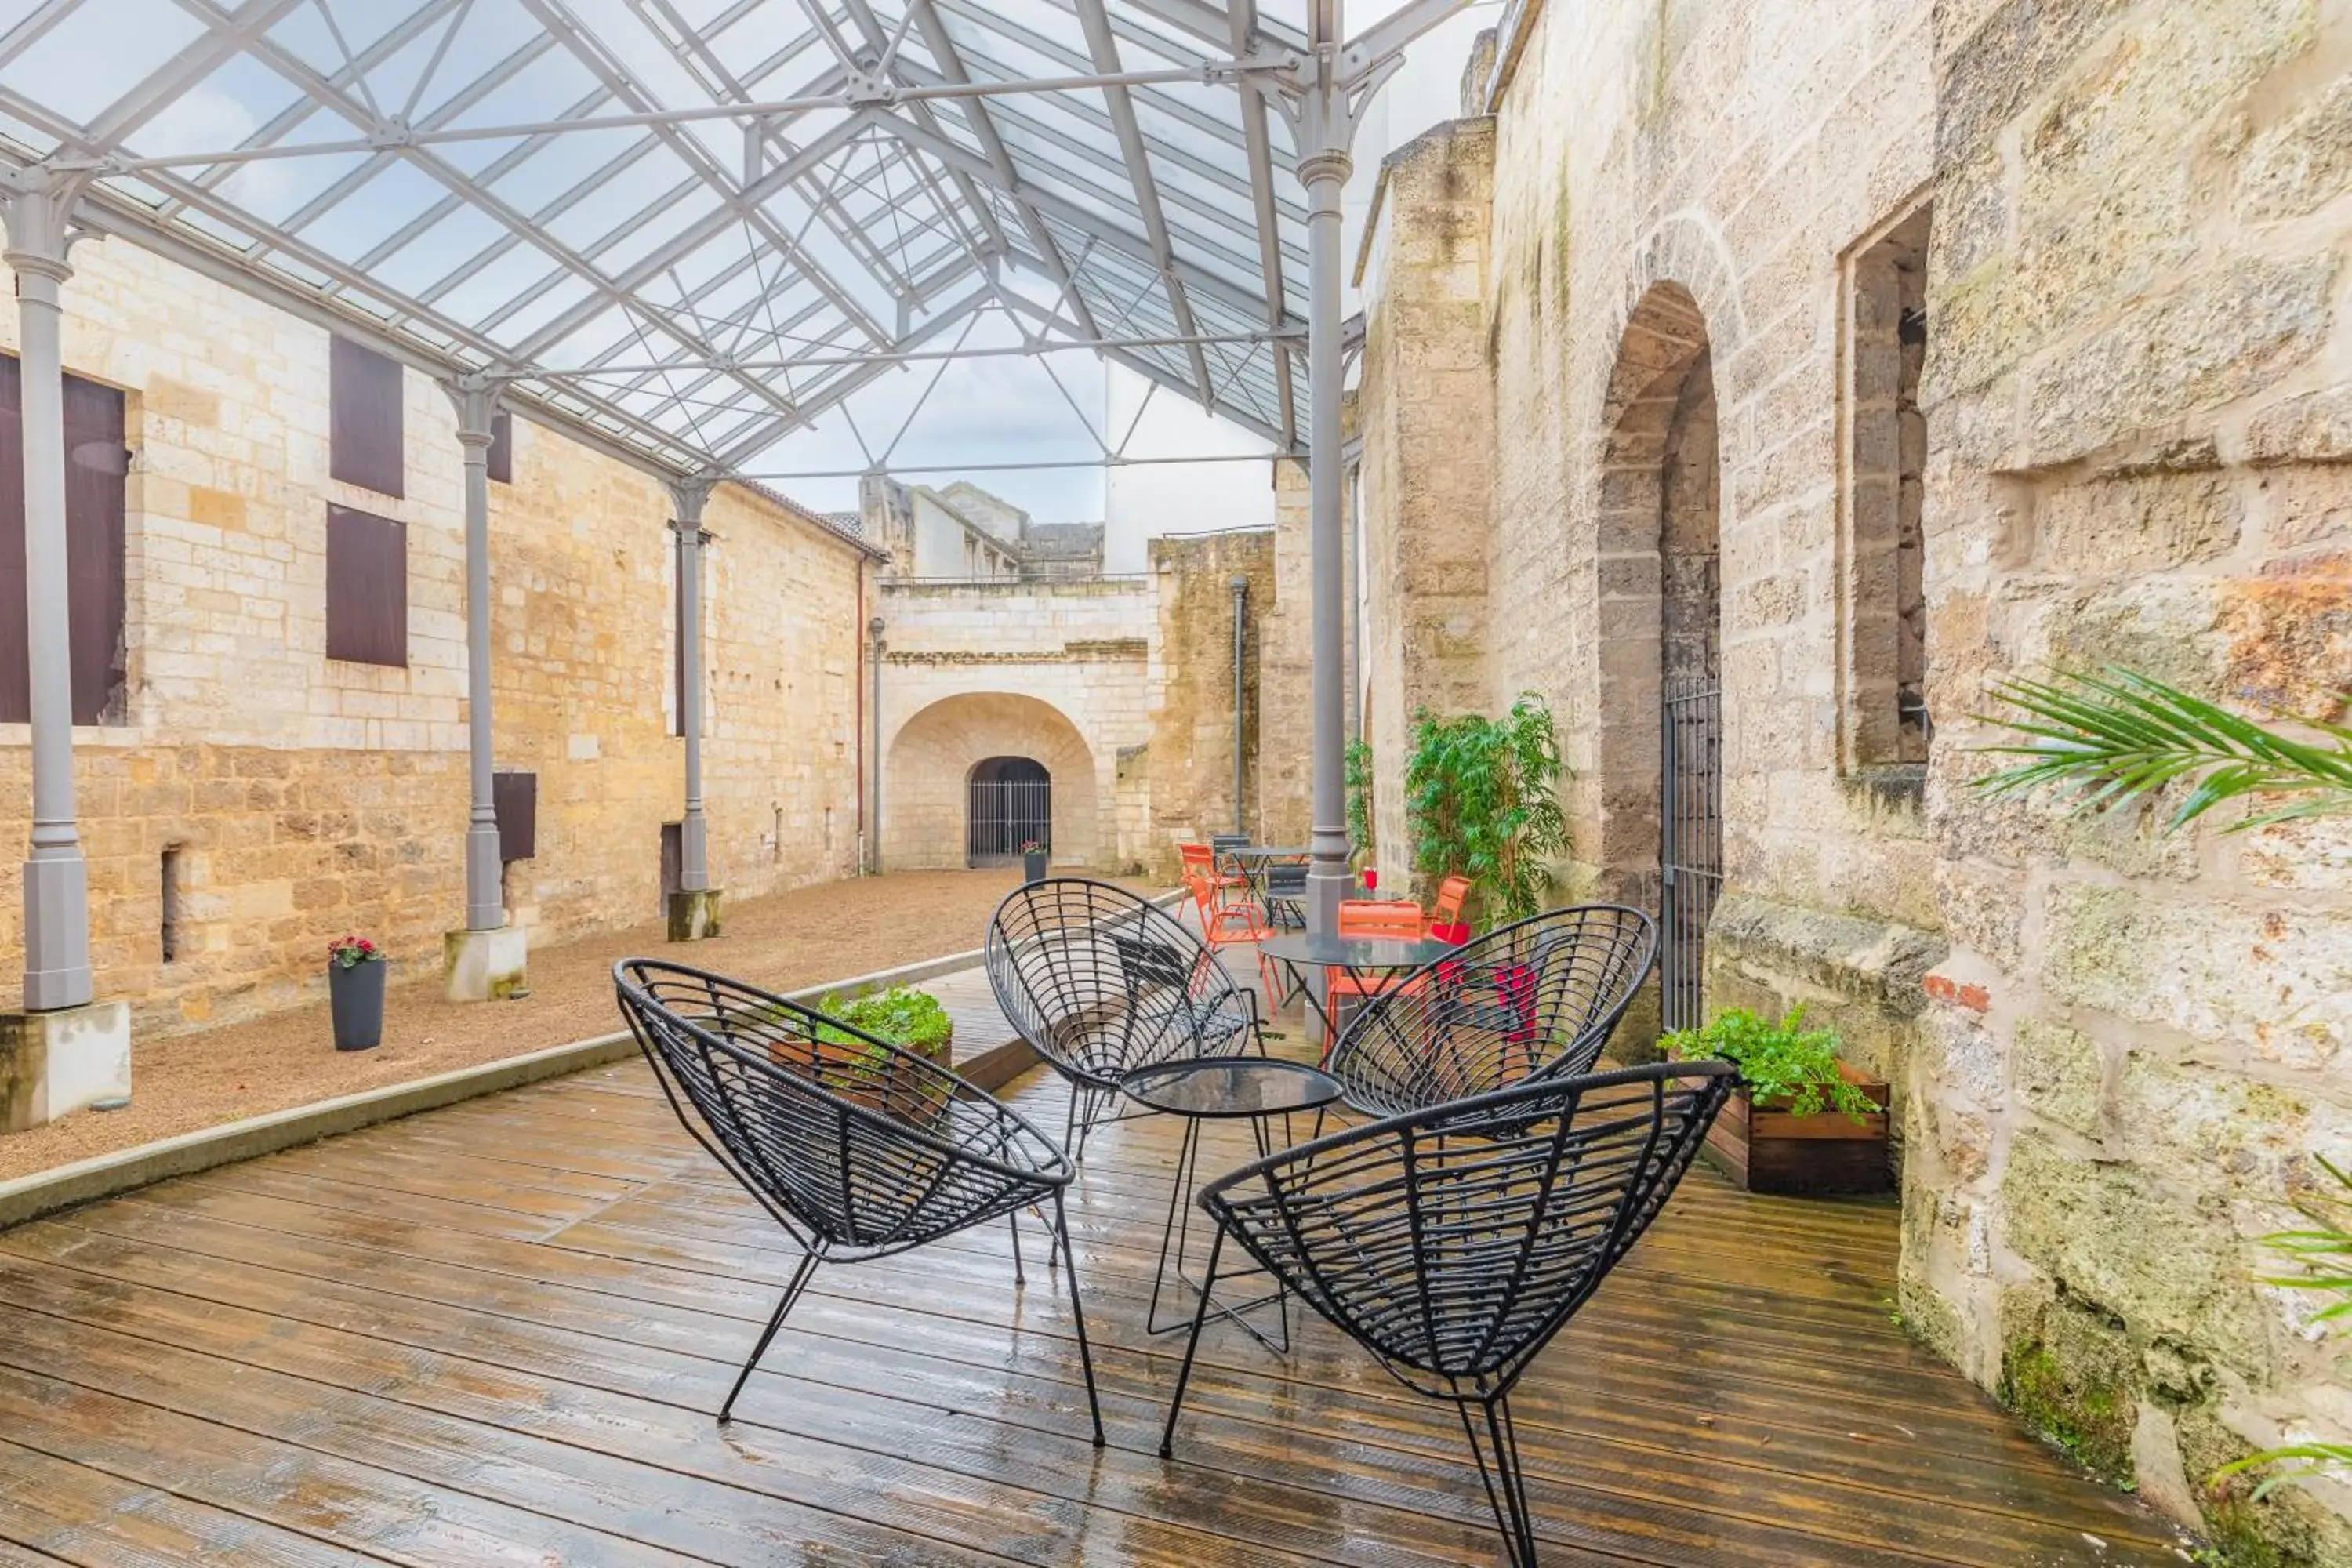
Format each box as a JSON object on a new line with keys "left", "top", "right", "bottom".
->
{"left": 1975, "top": 668, "right": 2352, "bottom": 832}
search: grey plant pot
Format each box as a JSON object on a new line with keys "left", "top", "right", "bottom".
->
{"left": 329, "top": 958, "right": 387, "bottom": 1051}
{"left": 1022, "top": 850, "right": 1048, "bottom": 884}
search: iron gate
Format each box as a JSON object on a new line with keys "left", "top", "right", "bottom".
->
{"left": 967, "top": 759, "right": 1051, "bottom": 866}
{"left": 1659, "top": 674, "right": 1722, "bottom": 1034}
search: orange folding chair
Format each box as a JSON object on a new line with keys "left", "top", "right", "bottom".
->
{"left": 1325, "top": 897, "right": 1430, "bottom": 1007}
{"left": 1426, "top": 876, "right": 1472, "bottom": 938}
{"left": 1185, "top": 867, "right": 1282, "bottom": 1000}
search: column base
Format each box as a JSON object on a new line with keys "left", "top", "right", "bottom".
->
{"left": 444, "top": 925, "right": 528, "bottom": 1004}
{"left": 1, "top": 999, "right": 131, "bottom": 1132}
{"left": 667, "top": 887, "right": 724, "bottom": 942}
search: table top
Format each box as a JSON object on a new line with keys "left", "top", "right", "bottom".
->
{"left": 1120, "top": 1055, "right": 1342, "bottom": 1118}
{"left": 1225, "top": 844, "right": 1312, "bottom": 859}
{"left": 1258, "top": 931, "right": 1459, "bottom": 970}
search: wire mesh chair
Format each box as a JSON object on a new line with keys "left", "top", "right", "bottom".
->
{"left": 1160, "top": 1061, "right": 1737, "bottom": 1566}
{"left": 986, "top": 877, "right": 1265, "bottom": 1158}
{"left": 1324, "top": 905, "right": 1657, "bottom": 1120}
{"left": 614, "top": 959, "right": 1103, "bottom": 1443}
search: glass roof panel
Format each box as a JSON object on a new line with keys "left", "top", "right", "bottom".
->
{"left": 11, "top": 0, "right": 203, "bottom": 127}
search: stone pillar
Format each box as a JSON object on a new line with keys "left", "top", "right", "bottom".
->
{"left": 441, "top": 377, "right": 524, "bottom": 1002}
{"left": 0, "top": 164, "right": 129, "bottom": 1127}
{"left": 667, "top": 477, "right": 722, "bottom": 941}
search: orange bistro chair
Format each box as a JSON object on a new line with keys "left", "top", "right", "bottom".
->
{"left": 1185, "top": 866, "right": 1281, "bottom": 1000}
{"left": 1324, "top": 897, "right": 1431, "bottom": 1011}
{"left": 1426, "top": 876, "right": 1473, "bottom": 938}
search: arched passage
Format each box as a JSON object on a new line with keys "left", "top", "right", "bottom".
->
{"left": 966, "top": 756, "right": 1051, "bottom": 866}
{"left": 1594, "top": 282, "right": 1722, "bottom": 1033}
{"left": 883, "top": 693, "right": 1098, "bottom": 871}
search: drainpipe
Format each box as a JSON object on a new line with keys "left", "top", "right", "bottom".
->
{"left": 868, "top": 615, "right": 886, "bottom": 874}
{"left": 1230, "top": 573, "right": 1248, "bottom": 836}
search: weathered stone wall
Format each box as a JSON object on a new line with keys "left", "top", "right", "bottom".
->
{"left": 1354, "top": 0, "right": 2352, "bottom": 1555}
{"left": 0, "top": 238, "right": 867, "bottom": 1035}
{"left": 1912, "top": 0, "right": 2352, "bottom": 1554}
{"left": 1255, "top": 455, "right": 1349, "bottom": 854}
{"left": 1143, "top": 528, "right": 1276, "bottom": 877}
{"left": 874, "top": 577, "right": 1156, "bottom": 870}
{"left": 1356, "top": 120, "right": 1497, "bottom": 890}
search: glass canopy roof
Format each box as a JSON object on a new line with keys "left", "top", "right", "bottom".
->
{"left": 0, "top": 0, "right": 1461, "bottom": 485}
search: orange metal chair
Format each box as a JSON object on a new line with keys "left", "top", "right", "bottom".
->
{"left": 1426, "top": 876, "right": 1472, "bottom": 938}
{"left": 1325, "top": 897, "right": 1430, "bottom": 1007}
{"left": 1178, "top": 843, "right": 1247, "bottom": 912}
{"left": 1185, "top": 867, "right": 1281, "bottom": 1000}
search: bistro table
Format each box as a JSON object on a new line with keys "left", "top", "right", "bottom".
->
{"left": 1120, "top": 1055, "right": 1342, "bottom": 1352}
{"left": 1257, "top": 930, "right": 1461, "bottom": 1049}
{"left": 1221, "top": 844, "right": 1312, "bottom": 928}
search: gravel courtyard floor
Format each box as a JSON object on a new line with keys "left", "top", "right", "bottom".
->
{"left": 0, "top": 869, "right": 1149, "bottom": 1181}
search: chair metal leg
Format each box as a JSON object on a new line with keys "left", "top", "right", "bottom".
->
{"left": 719, "top": 1252, "right": 818, "bottom": 1423}
{"left": 1460, "top": 1394, "right": 1538, "bottom": 1568}
{"left": 1156, "top": 1226, "right": 1224, "bottom": 1458}
{"left": 1054, "top": 1190, "right": 1105, "bottom": 1447}
{"left": 1009, "top": 1210, "right": 1026, "bottom": 1287}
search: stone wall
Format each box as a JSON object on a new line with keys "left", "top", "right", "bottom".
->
{"left": 874, "top": 577, "right": 1157, "bottom": 871}
{"left": 1143, "top": 528, "right": 1276, "bottom": 876}
{"left": 1255, "top": 455, "right": 1349, "bottom": 855}
{"left": 0, "top": 237, "right": 868, "bottom": 1035}
{"left": 1355, "top": 0, "right": 2352, "bottom": 1555}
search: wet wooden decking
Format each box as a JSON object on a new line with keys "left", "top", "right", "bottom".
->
{"left": 0, "top": 990, "right": 2187, "bottom": 1565}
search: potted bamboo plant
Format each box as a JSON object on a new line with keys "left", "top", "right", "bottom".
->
{"left": 1403, "top": 691, "right": 1570, "bottom": 931}
{"left": 327, "top": 933, "right": 387, "bottom": 1051}
{"left": 1664, "top": 1005, "right": 1889, "bottom": 1194}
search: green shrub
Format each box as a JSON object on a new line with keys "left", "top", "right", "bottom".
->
{"left": 1661, "top": 1005, "right": 1878, "bottom": 1123}
{"left": 820, "top": 984, "right": 952, "bottom": 1056}
{"left": 1403, "top": 692, "right": 1570, "bottom": 927}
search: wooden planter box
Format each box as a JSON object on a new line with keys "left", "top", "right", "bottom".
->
{"left": 1700, "top": 1062, "right": 1891, "bottom": 1196}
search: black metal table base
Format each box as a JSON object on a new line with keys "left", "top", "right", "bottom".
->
{"left": 1144, "top": 1112, "right": 1295, "bottom": 1354}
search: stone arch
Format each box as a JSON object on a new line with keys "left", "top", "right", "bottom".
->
{"left": 883, "top": 693, "right": 1098, "bottom": 870}
{"left": 1592, "top": 281, "right": 1722, "bottom": 914}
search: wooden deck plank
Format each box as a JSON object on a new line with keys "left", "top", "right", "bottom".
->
{"left": 0, "top": 977, "right": 2190, "bottom": 1566}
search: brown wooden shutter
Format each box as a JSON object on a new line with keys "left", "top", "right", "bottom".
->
{"left": 486, "top": 410, "right": 513, "bottom": 484}
{"left": 492, "top": 770, "right": 537, "bottom": 861}
{"left": 0, "top": 353, "right": 128, "bottom": 724}
{"left": 325, "top": 504, "right": 407, "bottom": 666}
{"left": 329, "top": 336, "right": 405, "bottom": 496}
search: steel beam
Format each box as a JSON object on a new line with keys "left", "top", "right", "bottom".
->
{"left": 0, "top": 165, "right": 93, "bottom": 1010}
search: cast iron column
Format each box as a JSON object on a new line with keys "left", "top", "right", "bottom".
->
{"left": 670, "top": 478, "right": 715, "bottom": 892}
{"left": 868, "top": 615, "right": 886, "bottom": 874}
{"left": 448, "top": 378, "right": 504, "bottom": 932}
{"left": 1299, "top": 66, "right": 1355, "bottom": 935}
{"left": 1231, "top": 573, "right": 1249, "bottom": 835}
{"left": 2, "top": 167, "right": 93, "bottom": 1010}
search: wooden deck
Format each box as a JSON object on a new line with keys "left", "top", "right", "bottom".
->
{"left": 0, "top": 989, "right": 2186, "bottom": 1566}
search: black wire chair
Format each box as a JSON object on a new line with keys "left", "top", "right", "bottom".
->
{"left": 1323, "top": 904, "right": 1657, "bottom": 1120}
{"left": 985, "top": 877, "right": 1265, "bottom": 1158}
{"left": 614, "top": 959, "right": 1102, "bottom": 1443}
{"left": 1160, "top": 1061, "right": 1737, "bottom": 1566}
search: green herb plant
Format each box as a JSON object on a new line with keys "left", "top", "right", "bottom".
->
{"left": 1661, "top": 1005, "right": 1878, "bottom": 1123}
{"left": 1403, "top": 691, "right": 1570, "bottom": 927}
{"left": 1344, "top": 737, "right": 1375, "bottom": 864}
{"left": 818, "top": 983, "right": 953, "bottom": 1059}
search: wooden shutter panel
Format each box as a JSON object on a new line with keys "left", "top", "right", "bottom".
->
{"left": 329, "top": 336, "right": 405, "bottom": 496}
{"left": 492, "top": 771, "right": 537, "bottom": 862}
{"left": 0, "top": 353, "right": 128, "bottom": 725}
{"left": 325, "top": 504, "right": 407, "bottom": 666}
{"left": 487, "top": 410, "right": 513, "bottom": 484}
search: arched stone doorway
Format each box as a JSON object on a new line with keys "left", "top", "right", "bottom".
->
{"left": 966, "top": 756, "right": 1051, "bottom": 866}
{"left": 882, "top": 693, "right": 1098, "bottom": 870}
{"left": 1595, "top": 282, "right": 1722, "bottom": 1034}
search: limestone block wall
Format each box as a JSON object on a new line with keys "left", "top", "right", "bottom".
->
{"left": 0, "top": 237, "right": 866, "bottom": 1034}
{"left": 1143, "top": 529, "right": 1276, "bottom": 877}
{"left": 875, "top": 578, "right": 1156, "bottom": 871}
{"left": 1356, "top": 118, "right": 1498, "bottom": 891}
{"left": 1352, "top": 0, "right": 2352, "bottom": 1555}
{"left": 1255, "top": 456, "right": 1348, "bottom": 853}
{"left": 1910, "top": 0, "right": 2352, "bottom": 1553}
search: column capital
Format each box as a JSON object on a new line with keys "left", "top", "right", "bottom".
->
{"left": 666, "top": 472, "right": 718, "bottom": 531}
{"left": 0, "top": 163, "right": 98, "bottom": 283}
{"left": 441, "top": 373, "right": 503, "bottom": 447}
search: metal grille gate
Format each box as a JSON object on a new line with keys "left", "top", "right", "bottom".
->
{"left": 1659, "top": 674, "right": 1722, "bottom": 1033}
{"left": 967, "top": 760, "right": 1050, "bottom": 867}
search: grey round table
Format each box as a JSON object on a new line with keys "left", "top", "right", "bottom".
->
{"left": 1256, "top": 931, "right": 1461, "bottom": 1047}
{"left": 1121, "top": 1055, "right": 1341, "bottom": 1352}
